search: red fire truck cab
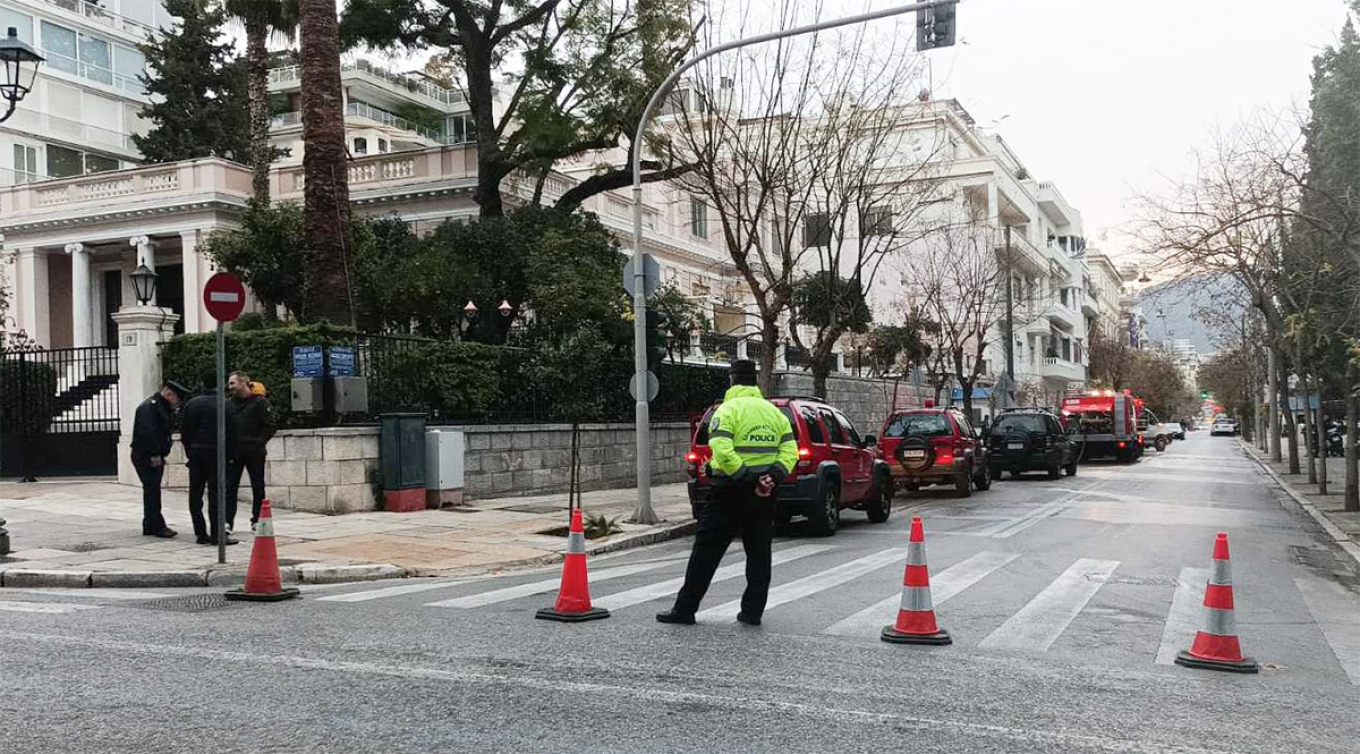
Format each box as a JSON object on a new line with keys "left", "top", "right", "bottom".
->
{"left": 1061, "top": 392, "right": 1144, "bottom": 463}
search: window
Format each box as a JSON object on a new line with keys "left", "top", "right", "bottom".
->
{"left": 113, "top": 46, "right": 145, "bottom": 93}
{"left": 13, "top": 144, "right": 38, "bottom": 183}
{"left": 690, "top": 199, "right": 708, "bottom": 238}
{"left": 0, "top": 9, "right": 33, "bottom": 44}
{"left": 803, "top": 212, "right": 831, "bottom": 247}
{"left": 353, "top": 137, "right": 368, "bottom": 155}
{"left": 42, "top": 22, "right": 78, "bottom": 76}
{"left": 994, "top": 415, "right": 1046, "bottom": 434}
{"left": 861, "top": 206, "right": 893, "bottom": 237}
{"left": 78, "top": 34, "right": 112, "bottom": 84}
{"left": 47, "top": 145, "right": 82, "bottom": 178}
{"left": 883, "top": 413, "right": 951, "bottom": 438}
{"left": 84, "top": 153, "right": 119, "bottom": 173}
{"left": 780, "top": 407, "right": 799, "bottom": 442}
{"left": 833, "top": 411, "right": 861, "bottom": 446}
{"left": 819, "top": 408, "right": 846, "bottom": 445}
{"left": 799, "top": 406, "right": 826, "bottom": 444}
{"left": 378, "top": 138, "right": 389, "bottom": 153}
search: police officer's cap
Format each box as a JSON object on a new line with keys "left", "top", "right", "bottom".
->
{"left": 731, "top": 359, "right": 758, "bottom": 385}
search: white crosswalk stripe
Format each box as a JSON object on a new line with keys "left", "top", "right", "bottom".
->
{"left": 1295, "top": 573, "right": 1360, "bottom": 686}
{"left": 696, "top": 548, "right": 905, "bottom": 624}
{"left": 1155, "top": 567, "right": 1208, "bottom": 665}
{"left": 318, "top": 579, "right": 478, "bottom": 603}
{"left": 979, "top": 559, "right": 1120, "bottom": 652}
{"left": 593, "top": 544, "right": 835, "bottom": 611}
{"left": 822, "top": 551, "right": 1019, "bottom": 637}
{"left": 424, "top": 558, "right": 680, "bottom": 609}
{"left": 0, "top": 601, "right": 102, "bottom": 614}
{"left": 4, "top": 589, "right": 172, "bottom": 601}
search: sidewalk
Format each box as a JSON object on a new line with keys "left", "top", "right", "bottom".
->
{"left": 1242, "top": 441, "right": 1360, "bottom": 566}
{"left": 0, "top": 478, "right": 695, "bottom": 588}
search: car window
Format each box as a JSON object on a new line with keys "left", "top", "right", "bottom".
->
{"left": 883, "top": 413, "right": 952, "bottom": 438}
{"left": 819, "top": 408, "right": 846, "bottom": 444}
{"left": 799, "top": 406, "right": 826, "bottom": 444}
{"left": 781, "top": 407, "right": 799, "bottom": 442}
{"left": 1046, "top": 416, "right": 1063, "bottom": 434}
{"left": 694, "top": 407, "right": 715, "bottom": 445}
{"left": 833, "top": 411, "right": 861, "bottom": 446}
{"left": 954, "top": 413, "right": 973, "bottom": 437}
{"left": 994, "top": 415, "right": 1047, "bottom": 434}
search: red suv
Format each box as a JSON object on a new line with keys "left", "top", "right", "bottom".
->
{"left": 880, "top": 408, "right": 992, "bottom": 497}
{"left": 686, "top": 396, "right": 892, "bottom": 536}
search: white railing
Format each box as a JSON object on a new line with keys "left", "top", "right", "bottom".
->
{"left": 41, "top": 50, "right": 143, "bottom": 94}
{"left": 6, "top": 107, "right": 138, "bottom": 153}
{"left": 36, "top": 0, "right": 157, "bottom": 37}
{"left": 346, "top": 101, "right": 444, "bottom": 142}
{"left": 349, "top": 157, "right": 416, "bottom": 184}
{"left": 269, "top": 111, "right": 302, "bottom": 128}
{"left": 270, "top": 60, "right": 466, "bottom": 106}
{"left": 24, "top": 167, "right": 189, "bottom": 207}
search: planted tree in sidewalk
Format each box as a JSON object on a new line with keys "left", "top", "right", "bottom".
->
{"left": 339, "top": 0, "right": 697, "bottom": 217}
{"left": 135, "top": 0, "right": 249, "bottom": 163}
{"left": 225, "top": 0, "right": 299, "bottom": 200}
{"left": 299, "top": 0, "right": 351, "bottom": 323}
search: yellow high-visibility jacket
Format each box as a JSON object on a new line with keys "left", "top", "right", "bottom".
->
{"left": 707, "top": 384, "right": 798, "bottom": 484}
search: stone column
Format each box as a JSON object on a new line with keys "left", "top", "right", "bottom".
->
{"left": 688, "top": 327, "right": 703, "bottom": 361}
{"left": 129, "top": 235, "right": 155, "bottom": 305}
{"left": 66, "top": 243, "right": 92, "bottom": 348}
{"left": 179, "top": 229, "right": 202, "bottom": 333}
{"left": 112, "top": 305, "right": 180, "bottom": 485}
{"left": 775, "top": 341, "right": 788, "bottom": 370}
{"left": 14, "top": 248, "right": 49, "bottom": 346}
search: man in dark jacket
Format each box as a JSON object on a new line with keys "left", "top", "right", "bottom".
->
{"left": 180, "top": 387, "right": 236, "bottom": 546}
{"left": 130, "top": 381, "right": 187, "bottom": 538}
{"left": 226, "top": 371, "right": 276, "bottom": 532}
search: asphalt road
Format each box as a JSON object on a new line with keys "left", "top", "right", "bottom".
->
{"left": 2, "top": 432, "right": 1358, "bottom": 753}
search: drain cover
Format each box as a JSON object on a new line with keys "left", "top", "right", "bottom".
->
{"left": 60, "top": 542, "right": 112, "bottom": 553}
{"left": 1086, "top": 574, "right": 1179, "bottom": 587}
{"left": 129, "top": 594, "right": 237, "bottom": 613}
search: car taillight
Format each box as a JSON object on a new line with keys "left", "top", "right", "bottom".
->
{"left": 797, "top": 446, "right": 812, "bottom": 469}
{"left": 937, "top": 447, "right": 955, "bottom": 465}
{"left": 685, "top": 451, "right": 699, "bottom": 465}
{"left": 1117, "top": 441, "right": 1127, "bottom": 449}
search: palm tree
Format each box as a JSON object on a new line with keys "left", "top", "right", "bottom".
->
{"left": 298, "top": 0, "right": 350, "bottom": 323}
{"left": 224, "top": 0, "right": 298, "bottom": 201}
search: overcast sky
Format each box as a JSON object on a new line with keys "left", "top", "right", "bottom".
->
{"left": 917, "top": 0, "right": 1353, "bottom": 259}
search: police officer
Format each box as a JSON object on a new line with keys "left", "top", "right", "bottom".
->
{"left": 130, "top": 380, "right": 187, "bottom": 538}
{"left": 657, "top": 360, "right": 797, "bottom": 626}
{"left": 181, "top": 387, "right": 237, "bottom": 546}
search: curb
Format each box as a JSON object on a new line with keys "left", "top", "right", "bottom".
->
{"left": 0, "top": 562, "right": 410, "bottom": 589}
{"left": 589, "top": 519, "right": 699, "bottom": 557}
{"left": 1242, "top": 441, "right": 1360, "bottom": 568}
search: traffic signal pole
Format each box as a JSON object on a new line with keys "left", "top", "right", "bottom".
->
{"left": 627, "top": 0, "right": 960, "bottom": 524}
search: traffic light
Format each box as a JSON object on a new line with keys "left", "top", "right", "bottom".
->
{"left": 645, "top": 308, "right": 670, "bottom": 371}
{"left": 916, "top": 2, "right": 957, "bottom": 51}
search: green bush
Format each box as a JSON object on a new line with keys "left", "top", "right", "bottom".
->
{"left": 366, "top": 340, "right": 502, "bottom": 420}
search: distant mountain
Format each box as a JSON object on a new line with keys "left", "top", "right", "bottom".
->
{"left": 1138, "top": 273, "right": 1248, "bottom": 356}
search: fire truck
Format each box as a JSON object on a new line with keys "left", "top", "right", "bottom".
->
{"left": 1061, "top": 391, "right": 1145, "bottom": 463}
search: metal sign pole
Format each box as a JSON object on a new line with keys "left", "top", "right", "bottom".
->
{"left": 216, "top": 321, "right": 226, "bottom": 565}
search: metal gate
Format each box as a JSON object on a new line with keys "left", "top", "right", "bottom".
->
{"left": 1, "top": 346, "right": 120, "bottom": 478}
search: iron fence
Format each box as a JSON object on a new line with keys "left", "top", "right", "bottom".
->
{"left": 1, "top": 346, "right": 120, "bottom": 477}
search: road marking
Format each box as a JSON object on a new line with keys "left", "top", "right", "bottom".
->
{"left": 0, "top": 601, "right": 102, "bottom": 614}
{"left": 823, "top": 551, "right": 1019, "bottom": 637}
{"left": 593, "top": 544, "right": 834, "bottom": 611}
{"left": 317, "top": 579, "right": 476, "bottom": 603}
{"left": 979, "top": 558, "right": 1120, "bottom": 652}
{"left": 424, "top": 559, "right": 679, "bottom": 609}
{"left": 1294, "top": 573, "right": 1360, "bottom": 686}
{"left": 4, "top": 588, "right": 173, "bottom": 601}
{"left": 696, "top": 548, "right": 904, "bottom": 623}
{"left": 1155, "top": 567, "right": 1208, "bottom": 665}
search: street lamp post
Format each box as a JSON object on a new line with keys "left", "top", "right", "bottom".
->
{"left": 0, "top": 27, "right": 43, "bottom": 124}
{"left": 627, "top": 0, "right": 961, "bottom": 524}
{"left": 130, "top": 264, "right": 159, "bottom": 306}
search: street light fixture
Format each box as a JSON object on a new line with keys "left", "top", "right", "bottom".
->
{"left": 0, "top": 27, "right": 43, "bottom": 124}
{"left": 130, "top": 264, "right": 158, "bottom": 306}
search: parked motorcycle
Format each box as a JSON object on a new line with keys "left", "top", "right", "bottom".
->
{"left": 1324, "top": 418, "right": 1347, "bottom": 458}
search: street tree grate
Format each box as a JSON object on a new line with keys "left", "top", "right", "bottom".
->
{"left": 1085, "top": 574, "right": 1179, "bottom": 587}
{"left": 129, "top": 594, "right": 238, "bottom": 613}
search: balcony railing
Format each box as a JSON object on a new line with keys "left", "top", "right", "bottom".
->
{"left": 35, "top": 0, "right": 157, "bottom": 37}
{"left": 41, "top": 50, "right": 143, "bottom": 94}
{"left": 346, "top": 101, "right": 445, "bottom": 143}
{"left": 6, "top": 108, "right": 137, "bottom": 154}
{"left": 270, "top": 60, "right": 466, "bottom": 106}
{"left": 0, "top": 158, "right": 253, "bottom": 217}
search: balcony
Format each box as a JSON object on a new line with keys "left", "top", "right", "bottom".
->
{"left": 6, "top": 108, "right": 138, "bottom": 157}
{"left": 995, "top": 227, "right": 1047, "bottom": 273}
{"left": 1043, "top": 356, "right": 1086, "bottom": 384}
{"left": 34, "top": 0, "right": 159, "bottom": 38}
{"left": 0, "top": 158, "right": 251, "bottom": 221}
{"left": 270, "top": 60, "right": 466, "bottom": 109}
{"left": 1036, "top": 181, "right": 1076, "bottom": 226}
{"left": 272, "top": 146, "right": 478, "bottom": 199}
{"left": 1045, "top": 303, "right": 1080, "bottom": 331}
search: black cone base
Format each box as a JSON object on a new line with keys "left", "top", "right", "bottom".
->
{"left": 535, "top": 606, "right": 610, "bottom": 622}
{"left": 1174, "top": 650, "right": 1260, "bottom": 674}
{"left": 881, "top": 625, "right": 952, "bottom": 645}
{"left": 225, "top": 587, "right": 300, "bottom": 602}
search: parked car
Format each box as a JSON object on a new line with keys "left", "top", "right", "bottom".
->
{"left": 880, "top": 408, "right": 992, "bottom": 497}
{"left": 1211, "top": 418, "right": 1239, "bottom": 436}
{"left": 1163, "top": 422, "right": 1186, "bottom": 441}
{"left": 686, "top": 396, "right": 892, "bottom": 536}
{"left": 986, "top": 408, "right": 1078, "bottom": 479}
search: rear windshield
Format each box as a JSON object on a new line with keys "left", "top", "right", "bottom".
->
{"left": 694, "top": 407, "right": 797, "bottom": 445}
{"left": 884, "top": 413, "right": 952, "bottom": 438}
{"left": 994, "top": 415, "right": 1047, "bottom": 434}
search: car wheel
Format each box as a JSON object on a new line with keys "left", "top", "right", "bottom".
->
{"left": 974, "top": 466, "right": 992, "bottom": 491}
{"left": 1047, "top": 458, "right": 1062, "bottom": 479}
{"left": 903, "top": 481, "right": 920, "bottom": 493}
{"left": 990, "top": 466, "right": 1003, "bottom": 481}
{"left": 809, "top": 482, "right": 840, "bottom": 536}
{"left": 1064, "top": 456, "right": 1078, "bottom": 476}
{"left": 955, "top": 469, "right": 973, "bottom": 498}
{"left": 1154, "top": 436, "right": 1167, "bottom": 452}
{"left": 865, "top": 474, "right": 892, "bottom": 524}
{"left": 1010, "top": 468, "right": 1024, "bottom": 479}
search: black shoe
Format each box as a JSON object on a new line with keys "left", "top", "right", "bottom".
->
{"left": 196, "top": 535, "right": 213, "bottom": 545}
{"left": 736, "top": 612, "right": 762, "bottom": 626}
{"left": 655, "top": 610, "right": 697, "bottom": 625}
{"left": 149, "top": 528, "right": 178, "bottom": 539}
{"left": 198, "top": 535, "right": 239, "bottom": 546}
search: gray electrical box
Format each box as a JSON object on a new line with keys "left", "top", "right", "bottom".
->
{"left": 334, "top": 376, "right": 369, "bottom": 414}
{"left": 291, "top": 378, "right": 324, "bottom": 413}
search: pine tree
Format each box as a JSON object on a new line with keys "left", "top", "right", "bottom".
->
{"left": 133, "top": 0, "right": 249, "bottom": 164}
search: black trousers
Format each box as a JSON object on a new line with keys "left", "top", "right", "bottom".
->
{"left": 226, "top": 453, "right": 267, "bottom": 528}
{"left": 133, "top": 458, "right": 166, "bottom": 535}
{"left": 672, "top": 487, "right": 775, "bottom": 618}
{"left": 187, "top": 448, "right": 221, "bottom": 540}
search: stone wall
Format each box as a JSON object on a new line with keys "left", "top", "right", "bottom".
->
{"left": 770, "top": 372, "right": 930, "bottom": 435}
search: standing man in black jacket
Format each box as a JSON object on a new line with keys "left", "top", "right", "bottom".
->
{"left": 130, "top": 381, "right": 187, "bottom": 538}
{"left": 226, "top": 371, "right": 276, "bottom": 532}
{"left": 181, "top": 388, "right": 236, "bottom": 546}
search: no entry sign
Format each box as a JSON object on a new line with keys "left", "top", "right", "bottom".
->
{"left": 203, "top": 272, "right": 246, "bottom": 322}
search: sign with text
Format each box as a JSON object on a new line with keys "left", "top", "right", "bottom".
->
{"left": 328, "top": 346, "right": 356, "bottom": 377}
{"left": 292, "top": 345, "right": 324, "bottom": 379}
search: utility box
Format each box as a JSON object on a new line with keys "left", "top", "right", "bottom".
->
{"left": 380, "top": 413, "right": 426, "bottom": 512}
{"left": 425, "top": 429, "right": 466, "bottom": 508}
{"left": 291, "top": 378, "right": 324, "bottom": 413}
{"left": 334, "top": 376, "right": 369, "bottom": 414}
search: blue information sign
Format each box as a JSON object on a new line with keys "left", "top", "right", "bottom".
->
{"left": 329, "top": 346, "right": 356, "bottom": 377}
{"left": 292, "top": 345, "right": 324, "bottom": 378}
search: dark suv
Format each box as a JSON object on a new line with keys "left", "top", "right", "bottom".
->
{"left": 686, "top": 397, "right": 892, "bottom": 536}
{"left": 986, "top": 408, "right": 1078, "bottom": 479}
{"left": 880, "top": 408, "right": 992, "bottom": 497}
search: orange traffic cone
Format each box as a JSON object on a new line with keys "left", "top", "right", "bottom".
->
{"left": 536, "top": 509, "right": 609, "bottom": 623}
{"left": 1175, "top": 532, "right": 1258, "bottom": 673}
{"left": 225, "top": 500, "right": 300, "bottom": 602}
{"left": 882, "top": 516, "right": 951, "bottom": 645}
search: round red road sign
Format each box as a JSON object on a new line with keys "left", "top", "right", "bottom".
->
{"left": 203, "top": 272, "right": 247, "bottom": 322}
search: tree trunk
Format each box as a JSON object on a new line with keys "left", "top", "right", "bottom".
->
{"left": 810, "top": 341, "right": 835, "bottom": 401}
{"left": 244, "top": 16, "right": 271, "bottom": 202}
{"left": 1280, "top": 357, "right": 1299, "bottom": 475}
{"left": 1268, "top": 345, "right": 1282, "bottom": 462}
{"left": 458, "top": 30, "right": 507, "bottom": 218}
{"left": 1345, "top": 368, "right": 1358, "bottom": 512}
{"left": 1313, "top": 373, "right": 1327, "bottom": 495}
{"left": 1298, "top": 357, "right": 1316, "bottom": 485}
{"left": 756, "top": 319, "right": 778, "bottom": 396}
{"left": 299, "top": 0, "right": 351, "bottom": 324}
